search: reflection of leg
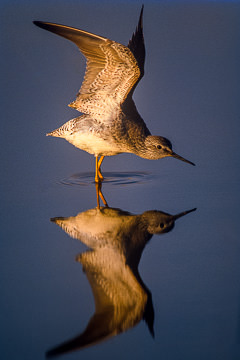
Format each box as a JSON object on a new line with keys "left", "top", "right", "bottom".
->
{"left": 98, "top": 156, "right": 104, "bottom": 181}
{"left": 99, "top": 187, "right": 108, "bottom": 207}
{"left": 95, "top": 182, "right": 108, "bottom": 208}
{"left": 95, "top": 181, "right": 100, "bottom": 208}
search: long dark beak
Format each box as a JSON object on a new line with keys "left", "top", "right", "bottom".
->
{"left": 171, "top": 152, "right": 195, "bottom": 166}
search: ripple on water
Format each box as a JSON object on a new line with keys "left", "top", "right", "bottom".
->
{"left": 60, "top": 171, "right": 153, "bottom": 186}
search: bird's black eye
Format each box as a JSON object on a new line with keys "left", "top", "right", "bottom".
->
{"left": 157, "top": 145, "right": 162, "bottom": 150}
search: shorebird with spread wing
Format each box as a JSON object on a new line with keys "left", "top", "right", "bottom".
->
{"left": 34, "top": 6, "right": 195, "bottom": 182}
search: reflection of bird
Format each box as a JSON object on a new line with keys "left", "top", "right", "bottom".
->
{"left": 46, "top": 206, "right": 196, "bottom": 357}
{"left": 33, "top": 6, "right": 195, "bottom": 183}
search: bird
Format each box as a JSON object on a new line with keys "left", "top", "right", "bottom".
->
{"left": 33, "top": 6, "right": 195, "bottom": 183}
{"left": 46, "top": 205, "right": 196, "bottom": 356}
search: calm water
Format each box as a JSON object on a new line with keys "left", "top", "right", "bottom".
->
{"left": 1, "top": 1, "right": 240, "bottom": 359}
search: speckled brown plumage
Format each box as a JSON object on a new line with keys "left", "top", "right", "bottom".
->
{"left": 34, "top": 6, "right": 194, "bottom": 182}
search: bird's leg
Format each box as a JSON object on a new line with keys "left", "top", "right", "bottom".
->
{"left": 95, "top": 156, "right": 100, "bottom": 183}
{"left": 95, "top": 156, "right": 104, "bottom": 183}
{"left": 97, "top": 156, "right": 104, "bottom": 181}
{"left": 95, "top": 182, "right": 108, "bottom": 208}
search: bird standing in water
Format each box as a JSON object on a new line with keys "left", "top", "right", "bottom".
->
{"left": 34, "top": 6, "right": 195, "bottom": 183}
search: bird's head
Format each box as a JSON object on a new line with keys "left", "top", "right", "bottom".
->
{"left": 142, "top": 135, "right": 195, "bottom": 165}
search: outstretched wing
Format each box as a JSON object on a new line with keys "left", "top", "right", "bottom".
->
{"left": 128, "top": 5, "right": 145, "bottom": 90}
{"left": 33, "top": 20, "right": 141, "bottom": 123}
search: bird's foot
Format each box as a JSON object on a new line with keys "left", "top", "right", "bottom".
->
{"left": 98, "top": 170, "right": 104, "bottom": 181}
{"left": 94, "top": 174, "right": 103, "bottom": 183}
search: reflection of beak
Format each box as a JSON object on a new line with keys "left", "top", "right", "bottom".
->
{"left": 171, "top": 152, "right": 195, "bottom": 166}
{"left": 173, "top": 208, "right": 197, "bottom": 221}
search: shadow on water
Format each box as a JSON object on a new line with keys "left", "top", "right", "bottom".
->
{"left": 59, "top": 171, "right": 154, "bottom": 186}
{"left": 46, "top": 188, "right": 196, "bottom": 358}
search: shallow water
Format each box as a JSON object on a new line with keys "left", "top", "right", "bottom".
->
{"left": 1, "top": 1, "right": 240, "bottom": 360}
{"left": 60, "top": 171, "right": 153, "bottom": 186}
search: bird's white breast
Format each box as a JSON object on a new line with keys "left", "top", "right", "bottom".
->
{"left": 66, "top": 132, "right": 122, "bottom": 156}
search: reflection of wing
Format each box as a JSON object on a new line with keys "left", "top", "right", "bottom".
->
{"left": 33, "top": 21, "right": 140, "bottom": 123}
{"left": 46, "top": 309, "right": 113, "bottom": 358}
{"left": 47, "top": 206, "right": 196, "bottom": 356}
{"left": 46, "top": 248, "right": 147, "bottom": 357}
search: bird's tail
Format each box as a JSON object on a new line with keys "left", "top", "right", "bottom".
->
{"left": 46, "top": 118, "right": 76, "bottom": 137}
{"left": 46, "top": 129, "right": 60, "bottom": 137}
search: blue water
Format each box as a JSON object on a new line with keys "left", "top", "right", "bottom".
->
{"left": 1, "top": 1, "right": 240, "bottom": 359}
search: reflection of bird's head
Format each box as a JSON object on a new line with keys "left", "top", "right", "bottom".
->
{"left": 142, "top": 210, "right": 175, "bottom": 234}
{"left": 142, "top": 208, "right": 197, "bottom": 235}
